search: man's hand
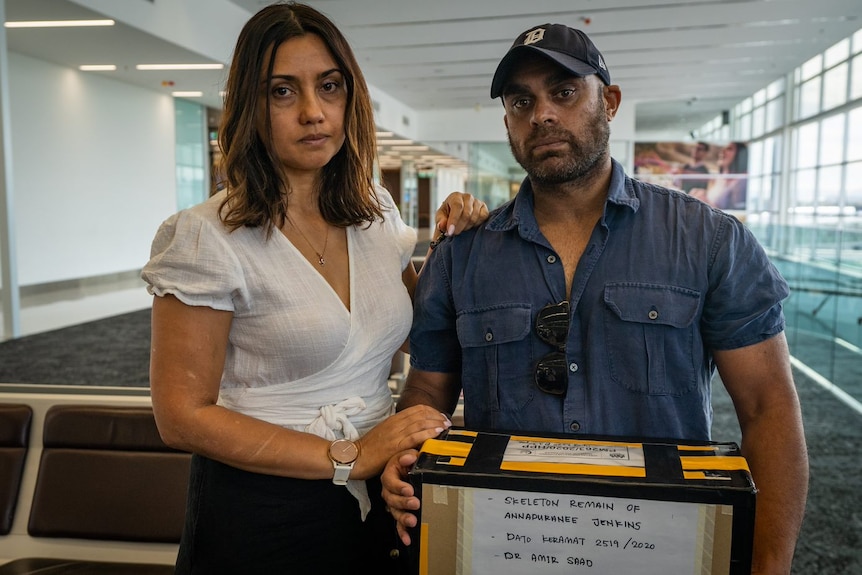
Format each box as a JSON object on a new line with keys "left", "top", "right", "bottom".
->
{"left": 381, "top": 449, "right": 423, "bottom": 546}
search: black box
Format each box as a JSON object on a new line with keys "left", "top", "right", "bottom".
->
{"left": 408, "top": 429, "right": 755, "bottom": 575}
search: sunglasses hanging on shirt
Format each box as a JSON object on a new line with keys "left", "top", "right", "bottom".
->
{"left": 534, "top": 300, "right": 570, "bottom": 396}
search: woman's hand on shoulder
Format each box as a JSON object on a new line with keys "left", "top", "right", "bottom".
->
{"left": 435, "top": 192, "right": 489, "bottom": 238}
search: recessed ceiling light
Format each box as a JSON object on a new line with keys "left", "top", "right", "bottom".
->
{"left": 172, "top": 91, "right": 203, "bottom": 98}
{"left": 137, "top": 64, "right": 224, "bottom": 71}
{"left": 5, "top": 19, "right": 115, "bottom": 28}
{"left": 391, "top": 146, "right": 429, "bottom": 152}
{"left": 79, "top": 65, "right": 117, "bottom": 71}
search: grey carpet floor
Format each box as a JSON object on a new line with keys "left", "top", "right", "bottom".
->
{"left": 0, "top": 308, "right": 859, "bottom": 573}
{"left": 0, "top": 308, "right": 152, "bottom": 387}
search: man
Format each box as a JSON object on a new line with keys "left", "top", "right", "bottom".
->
{"left": 383, "top": 23, "right": 808, "bottom": 574}
{"left": 678, "top": 141, "right": 712, "bottom": 193}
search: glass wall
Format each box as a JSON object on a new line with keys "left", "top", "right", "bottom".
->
{"left": 174, "top": 99, "right": 209, "bottom": 210}
{"left": 702, "top": 27, "right": 862, "bottom": 403}
{"left": 464, "top": 142, "right": 524, "bottom": 209}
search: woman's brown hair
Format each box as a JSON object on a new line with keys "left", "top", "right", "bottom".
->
{"left": 217, "top": 1, "right": 382, "bottom": 235}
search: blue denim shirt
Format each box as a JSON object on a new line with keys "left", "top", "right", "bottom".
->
{"left": 410, "top": 160, "right": 788, "bottom": 441}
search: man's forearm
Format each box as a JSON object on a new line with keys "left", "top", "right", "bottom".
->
{"left": 396, "top": 370, "right": 462, "bottom": 417}
{"left": 396, "top": 384, "right": 457, "bottom": 415}
{"left": 742, "top": 413, "right": 809, "bottom": 573}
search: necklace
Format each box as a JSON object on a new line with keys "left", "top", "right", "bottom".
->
{"left": 288, "top": 216, "right": 329, "bottom": 266}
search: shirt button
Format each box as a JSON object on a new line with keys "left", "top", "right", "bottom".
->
{"left": 484, "top": 331, "right": 493, "bottom": 342}
{"left": 569, "top": 362, "right": 578, "bottom": 372}
{"left": 546, "top": 255, "right": 557, "bottom": 264}
{"left": 648, "top": 310, "right": 659, "bottom": 320}
{"left": 570, "top": 421, "right": 581, "bottom": 432}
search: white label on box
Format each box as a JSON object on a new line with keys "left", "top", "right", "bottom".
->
{"left": 503, "top": 438, "right": 645, "bottom": 468}
{"left": 465, "top": 487, "right": 706, "bottom": 574}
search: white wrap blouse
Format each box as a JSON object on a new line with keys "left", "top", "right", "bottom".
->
{"left": 141, "top": 185, "right": 416, "bottom": 517}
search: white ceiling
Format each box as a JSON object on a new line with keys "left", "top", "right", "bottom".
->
{"left": 5, "top": 0, "right": 862, "bottom": 138}
{"left": 232, "top": 0, "right": 862, "bottom": 134}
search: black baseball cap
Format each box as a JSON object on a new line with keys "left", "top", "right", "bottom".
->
{"left": 490, "top": 23, "right": 611, "bottom": 98}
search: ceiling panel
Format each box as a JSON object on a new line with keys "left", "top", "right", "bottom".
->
{"left": 4, "top": 0, "right": 861, "bottom": 137}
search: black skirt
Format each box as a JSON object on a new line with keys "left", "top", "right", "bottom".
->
{"left": 175, "top": 454, "right": 411, "bottom": 574}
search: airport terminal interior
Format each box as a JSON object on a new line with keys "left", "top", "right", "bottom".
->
{"left": 0, "top": 0, "right": 861, "bottom": 573}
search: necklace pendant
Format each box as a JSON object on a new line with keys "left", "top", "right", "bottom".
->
{"left": 318, "top": 255, "right": 325, "bottom": 266}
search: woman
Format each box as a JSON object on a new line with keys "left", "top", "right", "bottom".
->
{"left": 141, "top": 3, "right": 486, "bottom": 573}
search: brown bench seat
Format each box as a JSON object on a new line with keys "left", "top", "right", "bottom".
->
{"left": 0, "top": 404, "right": 32, "bottom": 536}
{"left": 0, "top": 404, "right": 190, "bottom": 575}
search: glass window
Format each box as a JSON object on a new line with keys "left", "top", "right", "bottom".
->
{"left": 762, "top": 137, "right": 776, "bottom": 176}
{"left": 793, "top": 168, "right": 816, "bottom": 206}
{"left": 749, "top": 141, "right": 764, "bottom": 177}
{"left": 851, "top": 54, "right": 862, "bottom": 101}
{"left": 752, "top": 106, "right": 765, "bottom": 138}
{"left": 822, "top": 62, "right": 848, "bottom": 111}
{"left": 701, "top": 117, "right": 717, "bottom": 138}
{"left": 797, "top": 77, "right": 821, "bottom": 119}
{"left": 760, "top": 175, "right": 773, "bottom": 211}
{"left": 748, "top": 176, "right": 762, "bottom": 211}
{"left": 817, "top": 165, "right": 842, "bottom": 205}
{"left": 824, "top": 38, "right": 850, "bottom": 68}
{"left": 765, "top": 98, "right": 784, "bottom": 133}
{"left": 710, "top": 117, "right": 721, "bottom": 132}
{"left": 739, "top": 97, "right": 753, "bottom": 114}
{"left": 846, "top": 161, "right": 862, "bottom": 209}
{"left": 801, "top": 54, "right": 822, "bottom": 81}
{"left": 737, "top": 113, "right": 752, "bottom": 141}
{"left": 848, "top": 107, "right": 862, "bottom": 162}
{"left": 174, "top": 99, "right": 208, "bottom": 210}
{"left": 767, "top": 77, "right": 785, "bottom": 99}
{"left": 796, "top": 123, "right": 819, "bottom": 169}
{"left": 753, "top": 89, "right": 766, "bottom": 107}
{"left": 819, "top": 113, "right": 845, "bottom": 166}
{"left": 853, "top": 29, "right": 862, "bottom": 54}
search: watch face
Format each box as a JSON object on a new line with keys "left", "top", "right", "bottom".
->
{"left": 329, "top": 439, "right": 359, "bottom": 464}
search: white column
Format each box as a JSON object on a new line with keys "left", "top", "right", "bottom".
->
{"left": 0, "top": 0, "right": 21, "bottom": 340}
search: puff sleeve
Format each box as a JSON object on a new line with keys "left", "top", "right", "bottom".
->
{"left": 141, "top": 208, "right": 248, "bottom": 313}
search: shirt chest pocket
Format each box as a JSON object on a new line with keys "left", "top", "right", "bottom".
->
{"left": 456, "top": 304, "right": 534, "bottom": 413}
{"left": 603, "top": 283, "right": 702, "bottom": 396}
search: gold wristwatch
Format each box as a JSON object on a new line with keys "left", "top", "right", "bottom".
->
{"left": 328, "top": 438, "right": 359, "bottom": 485}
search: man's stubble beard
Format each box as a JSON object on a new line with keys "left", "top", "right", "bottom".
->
{"left": 508, "top": 96, "right": 610, "bottom": 186}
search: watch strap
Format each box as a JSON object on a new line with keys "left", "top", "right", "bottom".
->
{"left": 332, "top": 461, "right": 355, "bottom": 485}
